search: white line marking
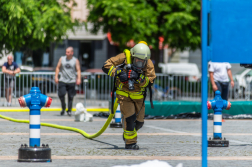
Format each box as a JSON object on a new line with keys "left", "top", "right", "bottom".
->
{"left": 2, "top": 156, "right": 252, "bottom": 160}
{"left": 145, "top": 125, "right": 252, "bottom": 145}
{"left": 228, "top": 140, "right": 251, "bottom": 145}
{"left": 145, "top": 125, "right": 187, "bottom": 133}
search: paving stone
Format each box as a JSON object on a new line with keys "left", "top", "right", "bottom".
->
{"left": 0, "top": 111, "right": 251, "bottom": 166}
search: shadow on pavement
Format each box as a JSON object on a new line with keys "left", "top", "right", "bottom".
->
{"left": 90, "top": 139, "right": 120, "bottom": 149}
{"left": 230, "top": 144, "right": 252, "bottom": 146}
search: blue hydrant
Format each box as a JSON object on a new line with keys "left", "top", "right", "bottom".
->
{"left": 207, "top": 90, "right": 231, "bottom": 140}
{"left": 18, "top": 87, "right": 52, "bottom": 147}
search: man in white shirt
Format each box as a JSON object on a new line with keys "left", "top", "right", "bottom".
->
{"left": 208, "top": 62, "right": 235, "bottom": 100}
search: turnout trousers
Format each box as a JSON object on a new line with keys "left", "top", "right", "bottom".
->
{"left": 116, "top": 93, "right": 145, "bottom": 145}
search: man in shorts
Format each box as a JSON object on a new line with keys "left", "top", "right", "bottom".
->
{"left": 2, "top": 55, "right": 20, "bottom": 106}
{"left": 55, "top": 47, "right": 81, "bottom": 116}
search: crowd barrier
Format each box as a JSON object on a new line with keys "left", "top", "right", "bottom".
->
{"left": 0, "top": 72, "right": 249, "bottom": 107}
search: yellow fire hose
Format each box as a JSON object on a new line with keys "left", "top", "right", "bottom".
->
{"left": 0, "top": 99, "right": 118, "bottom": 139}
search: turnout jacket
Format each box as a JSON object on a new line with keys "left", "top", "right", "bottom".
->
{"left": 102, "top": 53, "right": 156, "bottom": 93}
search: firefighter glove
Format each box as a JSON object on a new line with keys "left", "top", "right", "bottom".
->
{"left": 128, "top": 69, "right": 139, "bottom": 80}
{"left": 136, "top": 74, "right": 145, "bottom": 83}
{"left": 116, "top": 68, "right": 128, "bottom": 82}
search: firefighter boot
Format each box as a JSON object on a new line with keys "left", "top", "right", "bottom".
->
{"left": 125, "top": 143, "right": 139, "bottom": 150}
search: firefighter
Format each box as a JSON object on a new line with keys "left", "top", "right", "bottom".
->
{"left": 102, "top": 41, "right": 156, "bottom": 150}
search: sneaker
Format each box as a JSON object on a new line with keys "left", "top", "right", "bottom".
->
{"left": 125, "top": 143, "right": 139, "bottom": 150}
{"left": 67, "top": 111, "right": 72, "bottom": 116}
{"left": 60, "top": 110, "right": 65, "bottom": 116}
{"left": 7, "top": 103, "right": 11, "bottom": 107}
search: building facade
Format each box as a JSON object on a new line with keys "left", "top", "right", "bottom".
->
{"left": 11, "top": 0, "right": 120, "bottom": 71}
{"left": 51, "top": 0, "right": 116, "bottom": 70}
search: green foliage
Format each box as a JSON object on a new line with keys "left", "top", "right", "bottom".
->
{"left": 0, "top": 0, "right": 79, "bottom": 52}
{"left": 87, "top": 0, "right": 201, "bottom": 51}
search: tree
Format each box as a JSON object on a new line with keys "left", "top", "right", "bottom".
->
{"left": 87, "top": 0, "right": 201, "bottom": 71}
{"left": 0, "top": 0, "right": 79, "bottom": 61}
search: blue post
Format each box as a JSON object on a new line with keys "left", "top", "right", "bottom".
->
{"left": 201, "top": 0, "right": 208, "bottom": 166}
{"left": 110, "top": 92, "right": 122, "bottom": 128}
{"left": 207, "top": 91, "right": 231, "bottom": 140}
{"left": 213, "top": 107, "right": 222, "bottom": 139}
{"left": 115, "top": 104, "right": 121, "bottom": 123}
{"left": 18, "top": 87, "right": 52, "bottom": 147}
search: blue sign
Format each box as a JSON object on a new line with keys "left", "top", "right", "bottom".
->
{"left": 209, "top": 0, "right": 252, "bottom": 63}
{"left": 202, "top": 0, "right": 252, "bottom": 167}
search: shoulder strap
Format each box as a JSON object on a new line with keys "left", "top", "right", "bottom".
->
{"left": 142, "top": 82, "right": 154, "bottom": 109}
{"left": 111, "top": 77, "right": 117, "bottom": 114}
{"left": 149, "top": 83, "right": 154, "bottom": 109}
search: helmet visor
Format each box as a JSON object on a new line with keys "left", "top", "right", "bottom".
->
{"left": 133, "top": 57, "right": 146, "bottom": 68}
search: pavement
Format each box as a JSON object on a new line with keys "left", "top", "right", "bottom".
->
{"left": 0, "top": 110, "right": 252, "bottom": 167}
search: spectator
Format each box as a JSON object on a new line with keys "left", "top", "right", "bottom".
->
{"left": 55, "top": 47, "right": 81, "bottom": 116}
{"left": 2, "top": 55, "right": 20, "bottom": 106}
{"left": 208, "top": 62, "right": 235, "bottom": 100}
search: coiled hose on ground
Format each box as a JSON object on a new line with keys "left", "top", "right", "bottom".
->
{"left": 0, "top": 100, "right": 118, "bottom": 139}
